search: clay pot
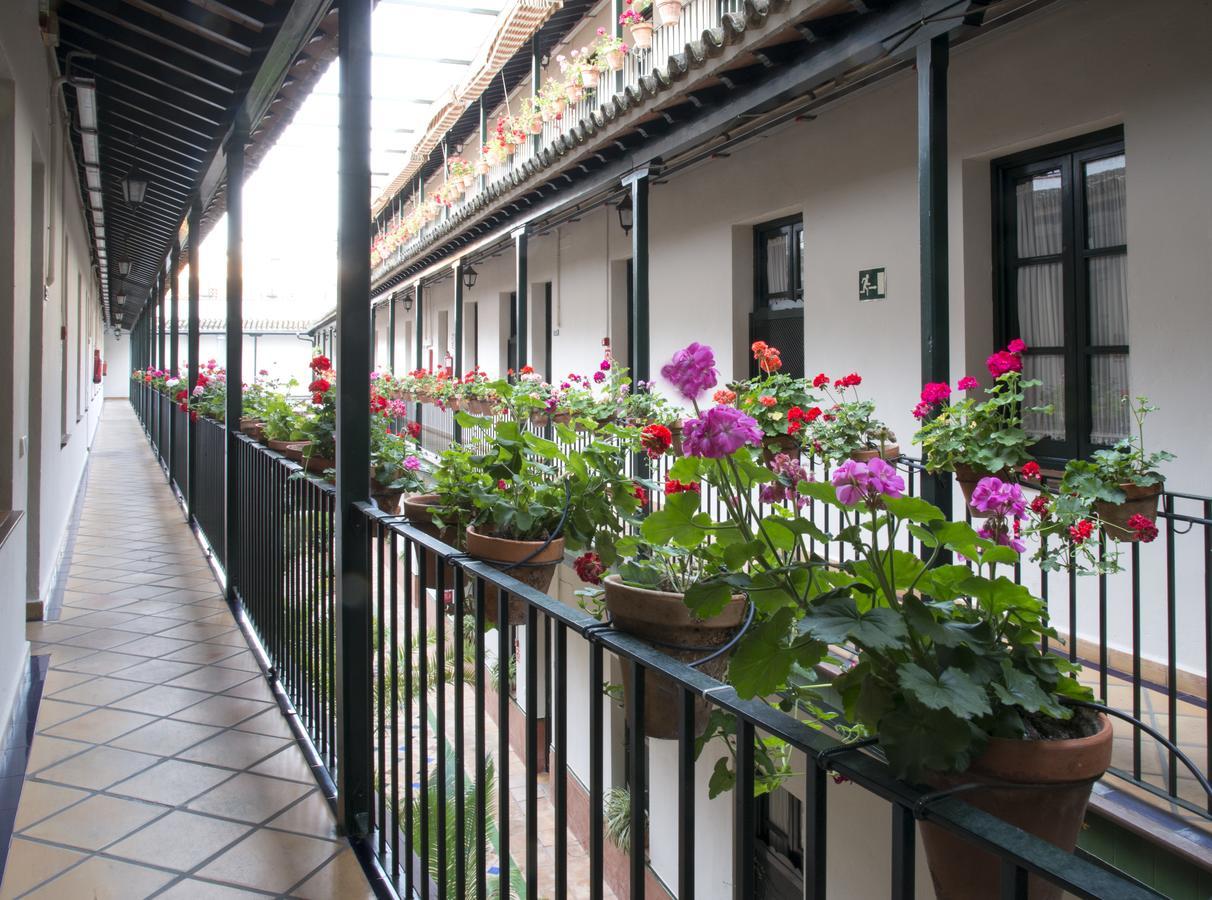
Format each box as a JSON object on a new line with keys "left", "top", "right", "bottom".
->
{"left": 761, "top": 433, "right": 801, "bottom": 463}
{"left": 306, "top": 454, "right": 335, "bottom": 475}
{"left": 371, "top": 482, "right": 403, "bottom": 516}
{"left": 850, "top": 443, "right": 900, "bottom": 463}
{"left": 920, "top": 715, "right": 1113, "bottom": 900}
{"left": 954, "top": 462, "right": 1006, "bottom": 518}
{"left": 605, "top": 49, "right": 626, "bottom": 71}
{"left": 465, "top": 527, "right": 565, "bottom": 627}
{"left": 629, "top": 22, "right": 654, "bottom": 50}
{"left": 239, "top": 416, "right": 262, "bottom": 436}
{"left": 603, "top": 576, "right": 747, "bottom": 740}
{"left": 656, "top": 0, "right": 684, "bottom": 25}
{"left": 271, "top": 440, "right": 311, "bottom": 462}
{"left": 1095, "top": 482, "right": 1162, "bottom": 541}
{"left": 403, "top": 494, "right": 459, "bottom": 591}
{"left": 580, "top": 69, "right": 597, "bottom": 88}
{"left": 529, "top": 118, "right": 542, "bottom": 135}
{"left": 566, "top": 83, "right": 585, "bottom": 104}
{"left": 668, "top": 420, "right": 684, "bottom": 456}
{"left": 462, "top": 174, "right": 476, "bottom": 189}
{"left": 529, "top": 410, "right": 572, "bottom": 428}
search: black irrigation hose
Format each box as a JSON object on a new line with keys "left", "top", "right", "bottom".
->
{"left": 486, "top": 477, "right": 574, "bottom": 574}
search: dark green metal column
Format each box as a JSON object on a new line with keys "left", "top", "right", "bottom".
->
{"left": 169, "top": 242, "right": 180, "bottom": 489}
{"left": 334, "top": 0, "right": 374, "bottom": 840}
{"left": 224, "top": 125, "right": 246, "bottom": 601}
{"left": 156, "top": 276, "right": 166, "bottom": 372}
{"left": 387, "top": 293, "right": 396, "bottom": 372}
{"left": 917, "top": 34, "right": 952, "bottom": 520}
{"left": 514, "top": 227, "right": 528, "bottom": 369}
{"left": 452, "top": 262, "right": 465, "bottom": 443}
{"left": 369, "top": 303, "right": 377, "bottom": 372}
{"left": 187, "top": 203, "right": 201, "bottom": 520}
{"left": 624, "top": 168, "right": 651, "bottom": 384}
{"left": 414, "top": 283, "right": 424, "bottom": 425}
{"left": 478, "top": 99, "right": 487, "bottom": 194}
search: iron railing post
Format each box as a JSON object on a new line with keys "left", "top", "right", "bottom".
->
{"left": 414, "top": 282, "right": 424, "bottom": 431}
{"left": 169, "top": 241, "right": 180, "bottom": 490}
{"left": 334, "top": 0, "right": 375, "bottom": 840}
{"left": 387, "top": 291, "right": 396, "bottom": 373}
{"left": 225, "top": 124, "right": 246, "bottom": 603}
{"left": 514, "top": 226, "right": 529, "bottom": 368}
{"left": 187, "top": 202, "right": 201, "bottom": 521}
{"left": 452, "top": 261, "right": 464, "bottom": 443}
{"left": 917, "top": 33, "right": 952, "bottom": 522}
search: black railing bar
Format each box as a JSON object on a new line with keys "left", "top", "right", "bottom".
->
{"left": 1073, "top": 701, "right": 1212, "bottom": 800}
{"left": 1101, "top": 766, "right": 1212, "bottom": 821}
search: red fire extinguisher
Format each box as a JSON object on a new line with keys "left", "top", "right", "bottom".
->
{"left": 93, "top": 349, "right": 103, "bottom": 384}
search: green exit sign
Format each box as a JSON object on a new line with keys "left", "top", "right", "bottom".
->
{"left": 859, "top": 268, "right": 887, "bottom": 301}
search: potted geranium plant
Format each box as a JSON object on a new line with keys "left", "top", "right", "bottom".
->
{"left": 577, "top": 533, "right": 747, "bottom": 740}
{"left": 647, "top": 342, "right": 1109, "bottom": 900}
{"left": 914, "top": 339, "right": 1045, "bottom": 511}
{"left": 591, "top": 28, "right": 629, "bottom": 71}
{"left": 370, "top": 416, "right": 427, "bottom": 515}
{"left": 619, "top": 0, "right": 654, "bottom": 50}
{"left": 731, "top": 341, "right": 818, "bottom": 460}
{"left": 441, "top": 410, "right": 639, "bottom": 625}
{"left": 805, "top": 372, "right": 898, "bottom": 462}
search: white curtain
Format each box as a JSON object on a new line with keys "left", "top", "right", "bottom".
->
{"left": 1085, "top": 155, "right": 1129, "bottom": 444}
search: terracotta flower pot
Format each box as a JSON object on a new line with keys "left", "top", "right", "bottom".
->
{"left": 762, "top": 433, "right": 801, "bottom": 463}
{"left": 371, "top": 480, "right": 403, "bottom": 516}
{"left": 954, "top": 462, "right": 1006, "bottom": 519}
{"left": 656, "top": 0, "right": 684, "bottom": 25}
{"left": 603, "top": 576, "right": 747, "bottom": 740}
{"left": 668, "top": 420, "right": 684, "bottom": 456}
{"left": 403, "top": 494, "right": 459, "bottom": 591}
{"left": 605, "top": 49, "right": 626, "bottom": 71}
{"left": 306, "top": 454, "right": 335, "bottom": 475}
{"left": 628, "top": 22, "right": 654, "bottom": 50}
{"left": 529, "top": 410, "right": 571, "bottom": 428}
{"left": 850, "top": 443, "right": 900, "bottom": 463}
{"left": 462, "top": 174, "right": 476, "bottom": 189}
{"left": 566, "top": 83, "right": 585, "bottom": 104}
{"left": 465, "top": 527, "right": 565, "bottom": 627}
{"left": 919, "top": 714, "right": 1113, "bottom": 900}
{"left": 1095, "top": 481, "right": 1162, "bottom": 541}
{"left": 271, "top": 440, "right": 311, "bottom": 462}
{"left": 529, "top": 119, "right": 542, "bottom": 135}
{"left": 239, "top": 416, "right": 262, "bottom": 436}
{"left": 580, "top": 69, "right": 597, "bottom": 88}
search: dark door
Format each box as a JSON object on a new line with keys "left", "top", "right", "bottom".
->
{"left": 750, "top": 216, "right": 805, "bottom": 378}
{"left": 507, "top": 291, "right": 518, "bottom": 373}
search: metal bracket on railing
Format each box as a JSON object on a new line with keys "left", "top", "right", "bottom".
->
{"left": 815, "top": 737, "right": 880, "bottom": 771}
{"left": 910, "top": 775, "right": 1104, "bottom": 821}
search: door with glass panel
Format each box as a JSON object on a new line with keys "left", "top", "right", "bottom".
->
{"left": 993, "top": 128, "right": 1128, "bottom": 463}
{"left": 750, "top": 216, "right": 805, "bottom": 379}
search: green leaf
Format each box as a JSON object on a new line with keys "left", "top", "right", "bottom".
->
{"left": 797, "top": 481, "right": 845, "bottom": 508}
{"left": 708, "top": 757, "right": 735, "bottom": 799}
{"left": 684, "top": 581, "right": 735, "bottom": 620}
{"left": 883, "top": 496, "right": 945, "bottom": 524}
{"left": 800, "top": 596, "right": 908, "bottom": 651}
{"left": 640, "top": 492, "right": 710, "bottom": 549}
{"left": 897, "top": 664, "right": 991, "bottom": 719}
{"left": 523, "top": 433, "right": 565, "bottom": 461}
{"left": 990, "top": 661, "right": 1068, "bottom": 717}
{"left": 917, "top": 565, "right": 977, "bottom": 602}
{"left": 666, "top": 455, "right": 704, "bottom": 483}
{"left": 878, "top": 706, "right": 976, "bottom": 781}
{"left": 728, "top": 608, "right": 798, "bottom": 699}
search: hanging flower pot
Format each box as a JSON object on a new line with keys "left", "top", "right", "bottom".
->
{"left": 529, "top": 118, "right": 543, "bottom": 135}
{"left": 462, "top": 174, "right": 476, "bottom": 189}
{"left": 553, "top": 97, "right": 567, "bottom": 117}
{"left": 656, "top": 0, "right": 684, "bottom": 25}
{"left": 919, "top": 715, "right": 1112, "bottom": 900}
{"left": 850, "top": 443, "right": 900, "bottom": 463}
{"left": 475, "top": 158, "right": 490, "bottom": 175}
{"left": 529, "top": 410, "right": 571, "bottom": 428}
{"left": 603, "top": 576, "right": 747, "bottom": 740}
{"left": 466, "top": 526, "right": 564, "bottom": 627}
{"left": 1094, "top": 481, "right": 1163, "bottom": 541}
{"left": 580, "top": 68, "right": 598, "bottom": 88}
{"left": 628, "top": 22, "right": 654, "bottom": 50}
{"left": 605, "top": 49, "right": 626, "bottom": 71}
{"left": 403, "top": 493, "right": 459, "bottom": 591}
{"left": 566, "top": 83, "right": 585, "bottom": 104}
{"left": 761, "top": 433, "right": 800, "bottom": 463}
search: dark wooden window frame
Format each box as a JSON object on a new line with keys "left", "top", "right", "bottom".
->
{"left": 992, "top": 125, "right": 1127, "bottom": 464}
{"left": 751, "top": 215, "right": 805, "bottom": 379}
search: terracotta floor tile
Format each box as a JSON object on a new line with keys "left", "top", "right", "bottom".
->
{"left": 109, "top": 758, "right": 236, "bottom": 806}
{"left": 186, "top": 773, "right": 312, "bottom": 824}
{"left": 153, "top": 878, "right": 271, "bottom": 899}
{"left": 111, "top": 684, "right": 213, "bottom": 716}
{"left": 166, "top": 666, "right": 256, "bottom": 694}
{"left": 292, "top": 847, "right": 377, "bottom": 900}
{"left": 11, "top": 781, "right": 90, "bottom": 831}
{"left": 22, "top": 793, "right": 168, "bottom": 851}
{"left": 22, "top": 855, "right": 174, "bottom": 899}
{"left": 37, "top": 744, "right": 161, "bottom": 790}
{"left": 177, "top": 730, "right": 289, "bottom": 771}
{"left": 107, "top": 809, "right": 250, "bottom": 872}
{"left": 42, "top": 707, "right": 158, "bottom": 744}
{"left": 195, "top": 828, "right": 340, "bottom": 894}
{"left": 171, "top": 695, "right": 271, "bottom": 728}
{"left": 0, "top": 837, "right": 88, "bottom": 900}
{"left": 25, "top": 735, "right": 92, "bottom": 775}
{"left": 46, "top": 675, "right": 148, "bottom": 706}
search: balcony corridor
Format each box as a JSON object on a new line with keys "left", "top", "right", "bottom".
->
{"left": 0, "top": 402, "right": 372, "bottom": 900}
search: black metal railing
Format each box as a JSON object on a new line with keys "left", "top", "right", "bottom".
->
{"left": 193, "top": 417, "right": 227, "bottom": 567}
{"left": 171, "top": 402, "right": 189, "bottom": 505}
{"left": 157, "top": 392, "right": 171, "bottom": 470}
{"left": 354, "top": 502, "right": 1158, "bottom": 900}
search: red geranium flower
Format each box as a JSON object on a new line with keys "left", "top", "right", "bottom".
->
{"left": 841, "top": 372, "right": 862, "bottom": 387}
{"left": 812, "top": 373, "right": 829, "bottom": 389}
{"left": 712, "top": 389, "right": 737, "bottom": 405}
{"left": 632, "top": 484, "right": 648, "bottom": 506}
{"left": 1069, "top": 519, "right": 1094, "bottom": 544}
{"left": 1127, "top": 513, "right": 1158, "bottom": 543}
{"left": 639, "top": 423, "right": 673, "bottom": 459}
{"left": 312, "top": 392, "right": 325, "bottom": 405}
{"left": 407, "top": 422, "right": 422, "bottom": 439}
{"left": 1019, "top": 461, "right": 1041, "bottom": 480}
{"left": 1029, "top": 495, "right": 1051, "bottom": 519}
{"left": 310, "top": 354, "right": 331, "bottom": 371}
{"left": 665, "top": 478, "right": 700, "bottom": 495}
{"left": 573, "top": 552, "right": 605, "bottom": 585}
{"left": 758, "top": 395, "right": 776, "bottom": 408}
{"left": 308, "top": 378, "right": 331, "bottom": 394}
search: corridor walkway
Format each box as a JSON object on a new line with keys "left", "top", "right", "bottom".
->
{"left": 0, "top": 401, "right": 373, "bottom": 899}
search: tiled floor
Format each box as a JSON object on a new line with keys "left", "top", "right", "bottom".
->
{"left": 0, "top": 402, "right": 374, "bottom": 900}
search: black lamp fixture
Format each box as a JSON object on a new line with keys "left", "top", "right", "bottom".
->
{"left": 616, "top": 193, "right": 633, "bottom": 236}
{"left": 462, "top": 263, "right": 478, "bottom": 291}
{"left": 123, "top": 162, "right": 149, "bottom": 207}
{"left": 402, "top": 291, "right": 414, "bottom": 313}
{"left": 117, "top": 258, "right": 132, "bottom": 277}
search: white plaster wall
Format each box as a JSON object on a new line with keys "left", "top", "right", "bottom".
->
{"left": 104, "top": 330, "right": 131, "bottom": 398}
{"left": 0, "top": 0, "right": 108, "bottom": 727}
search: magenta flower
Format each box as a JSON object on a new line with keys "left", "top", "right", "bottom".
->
{"left": 912, "top": 401, "right": 932, "bottom": 420}
{"left": 1007, "top": 338, "right": 1027, "bottom": 353}
{"left": 600, "top": 359, "right": 611, "bottom": 371}
{"left": 986, "top": 350, "right": 1024, "bottom": 377}
{"left": 593, "top": 371, "right": 606, "bottom": 383}
{"left": 865, "top": 457, "right": 905, "bottom": 500}
{"left": 957, "top": 376, "right": 979, "bottom": 391}
{"left": 921, "top": 382, "right": 951, "bottom": 404}
{"left": 403, "top": 456, "right": 421, "bottom": 471}
{"left": 832, "top": 459, "right": 904, "bottom": 507}
{"left": 969, "top": 477, "right": 1027, "bottom": 519}
{"left": 660, "top": 342, "right": 718, "bottom": 401}
{"left": 682, "top": 406, "right": 761, "bottom": 459}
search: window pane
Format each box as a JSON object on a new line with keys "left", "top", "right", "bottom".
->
{"left": 1085, "top": 154, "right": 1126, "bottom": 249}
{"left": 1015, "top": 169, "right": 1062, "bottom": 258}
{"left": 1016, "top": 262, "right": 1064, "bottom": 347}
{"left": 796, "top": 226, "right": 804, "bottom": 293}
{"left": 1088, "top": 254, "right": 1128, "bottom": 345}
{"left": 1090, "top": 354, "right": 1130, "bottom": 445}
{"left": 1023, "top": 353, "right": 1066, "bottom": 441}
{"left": 765, "top": 231, "right": 790, "bottom": 296}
